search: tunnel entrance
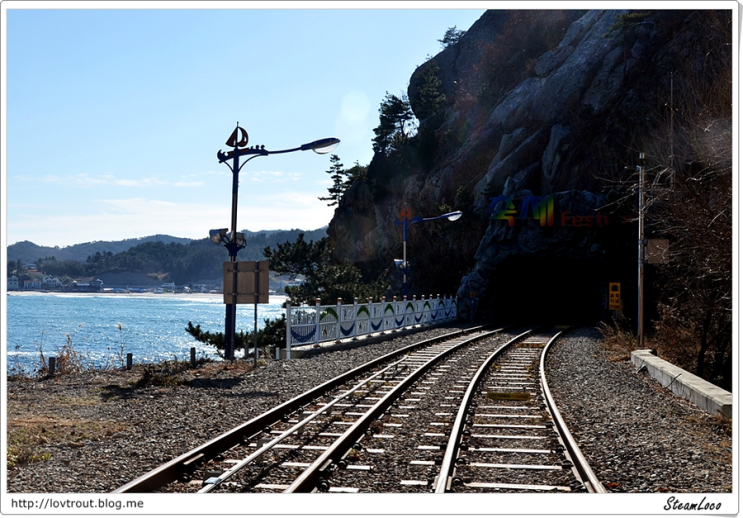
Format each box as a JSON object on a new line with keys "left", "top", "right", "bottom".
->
{"left": 480, "top": 255, "right": 604, "bottom": 326}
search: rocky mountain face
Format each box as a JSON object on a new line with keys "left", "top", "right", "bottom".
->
{"left": 328, "top": 9, "right": 730, "bottom": 323}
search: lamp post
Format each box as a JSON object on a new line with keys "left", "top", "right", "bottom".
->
{"left": 394, "top": 206, "right": 462, "bottom": 298}
{"left": 212, "top": 123, "right": 339, "bottom": 360}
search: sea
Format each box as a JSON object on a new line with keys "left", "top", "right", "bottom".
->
{"left": 5, "top": 292, "right": 289, "bottom": 375}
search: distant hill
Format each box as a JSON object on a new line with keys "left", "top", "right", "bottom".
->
{"left": 8, "top": 227, "right": 329, "bottom": 286}
{"left": 7, "top": 235, "right": 194, "bottom": 264}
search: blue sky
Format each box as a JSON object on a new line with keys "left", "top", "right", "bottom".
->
{"left": 3, "top": 3, "right": 486, "bottom": 248}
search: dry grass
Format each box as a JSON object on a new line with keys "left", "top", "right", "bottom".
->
{"left": 7, "top": 413, "right": 130, "bottom": 469}
{"left": 597, "top": 320, "right": 637, "bottom": 361}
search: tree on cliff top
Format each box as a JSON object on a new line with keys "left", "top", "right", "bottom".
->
{"left": 372, "top": 92, "right": 415, "bottom": 155}
{"left": 318, "top": 154, "right": 348, "bottom": 207}
{"left": 414, "top": 64, "right": 446, "bottom": 122}
{"left": 318, "top": 155, "right": 368, "bottom": 206}
{"left": 438, "top": 26, "right": 465, "bottom": 48}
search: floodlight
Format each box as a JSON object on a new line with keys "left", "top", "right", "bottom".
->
{"left": 209, "top": 228, "right": 228, "bottom": 245}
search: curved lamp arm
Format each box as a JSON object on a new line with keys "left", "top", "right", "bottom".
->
{"left": 217, "top": 137, "right": 340, "bottom": 165}
{"left": 422, "top": 211, "right": 463, "bottom": 223}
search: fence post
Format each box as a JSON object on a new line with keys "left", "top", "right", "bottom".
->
{"left": 381, "top": 296, "right": 386, "bottom": 334}
{"left": 402, "top": 295, "right": 407, "bottom": 329}
{"left": 285, "top": 299, "right": 292, "bottom": 360}
{"left": 48, "top": 357, "right": 56, "bottom": 376}
{"left": 126, "top": 353, "right": 133, "bottom": 370}
{"left": 393, "top": 296, "right": 397, "bottom": 332}
{"left": 190, "top": 347, "right": 196, "bottom": 368}
{"left": 353, "top": 297, "right": 359, "bottom": 340}
{"left": 421, "top": 294, "right": 426, "bottom": 325}
{"left": 315, "top": 298, "right": 321, "bottom": 347}
{"left": 336, "top": 297, "right": 342, "bottom": 342}
{"left": 412, "top": 294, "right": 416, "bottom": 328}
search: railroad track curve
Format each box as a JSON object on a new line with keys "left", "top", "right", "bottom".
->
{"left": 113, "top": 326, "right": 605, "bottom": 494}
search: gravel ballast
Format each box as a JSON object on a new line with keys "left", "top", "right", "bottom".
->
{"left": 6, "top": 326, "right": 732, "bottom": 493}
{"left": 545, "top": 327, "right": 732, "bottom": 493}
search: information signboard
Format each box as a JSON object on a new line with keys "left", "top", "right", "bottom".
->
{"left": 609, "top": 282, "right": 621, "bottom": 310}
{"left": 223, "top": 261, "right": 269, "bottom": 304}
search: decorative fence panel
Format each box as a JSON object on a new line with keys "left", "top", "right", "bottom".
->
{"left": 285, "top": 295, "right": 458, "bottom": 358}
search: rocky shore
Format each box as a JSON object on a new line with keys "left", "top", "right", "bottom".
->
{"left": 6, "top": 326, "right": 732, "bottom": 494}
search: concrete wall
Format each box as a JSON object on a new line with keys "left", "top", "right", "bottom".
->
{"left": 631, "top": 350, "right": 732, "bottom": 419}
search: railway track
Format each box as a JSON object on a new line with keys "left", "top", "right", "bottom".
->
{"left": 114, "top": 326, "right": 605, "bottom": 494}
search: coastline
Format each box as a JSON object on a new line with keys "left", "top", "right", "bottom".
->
{"left": 7, "top": 291, "right": 289, "bottom": 303}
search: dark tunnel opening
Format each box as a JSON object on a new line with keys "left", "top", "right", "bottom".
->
{"left": 480, "top": 255, "right": 605, "bottom": 326}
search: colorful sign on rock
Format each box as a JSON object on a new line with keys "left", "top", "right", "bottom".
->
{"left": 487, "top": 195, "right": 610, "bottom": 227}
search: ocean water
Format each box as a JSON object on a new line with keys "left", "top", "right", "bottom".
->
{"left": 5, "top": 292, "right": 288, "bottom": 375}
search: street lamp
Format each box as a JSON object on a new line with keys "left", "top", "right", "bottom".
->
{"left": 394, "top": 206, "right": 462, "bottom": 298}
{"left": 212, "top": 123, "right": 340, "bottom": 360}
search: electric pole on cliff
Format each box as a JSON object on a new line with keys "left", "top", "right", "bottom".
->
{"left": 637, "top": 152, "right": 646, "bottom": 348}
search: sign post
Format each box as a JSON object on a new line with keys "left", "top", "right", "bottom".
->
{"left": 224, "top": 261, "right": 270, "bottom": 366}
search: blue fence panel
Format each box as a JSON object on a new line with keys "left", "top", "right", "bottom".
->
{"left": 289, "top": 308, "right": 318, "bottom": 347}
{"left": 356, "top": 301, "right": 371, "bottom": 337}
{"left": 286, "top": 296, "right": 457, "bottom": 355}
{"left": 339, "top": 303, "right": 356, "bottom": 339}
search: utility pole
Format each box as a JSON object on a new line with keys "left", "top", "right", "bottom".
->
{"left": 637, "top": 152, "right": 646, "bottom": 348}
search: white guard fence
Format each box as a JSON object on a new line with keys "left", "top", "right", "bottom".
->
{"left": 284, "top": 295, "right": 458, "bottom": 359}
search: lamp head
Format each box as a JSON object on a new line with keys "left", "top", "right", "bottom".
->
{"left": 445, "top": 211, "right": 463, "bottom": 222}
{"left": 209, "top": 228, "right": 229, "bottom": 245}
{"left": 301, "top": 137, "right": 340, "bottom": 154}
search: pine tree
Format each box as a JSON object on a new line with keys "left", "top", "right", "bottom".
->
{"left": 415, "top": 64, "right": 446, "bottom": 121}
{"left": 438, "top": 26, "right": 465, "bottom": 48}
{"left": 372, "top": 92, "right": 415, "bottom": 154}
{"left": 318, "top": 154, "right": 347, "bottom": 207}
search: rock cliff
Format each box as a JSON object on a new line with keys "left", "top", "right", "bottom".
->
{"left": 327, "top": 9, "right": 730, "bottom": 323}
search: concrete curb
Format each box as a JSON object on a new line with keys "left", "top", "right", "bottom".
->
{"left": 631, "top": 349, "right": 732, "bottom": 419}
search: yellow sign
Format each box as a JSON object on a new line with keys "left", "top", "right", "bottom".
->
{"left": 486, "top": 392, "right": 531, "bottom": 401}
{"left": 609, "top": 282, "right": 621, "bottom": 310}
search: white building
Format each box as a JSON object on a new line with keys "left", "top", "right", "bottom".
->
{"left": 8, "top": 276, "right": 19, "bottom": 291}
{"left": 43, "top": 276, "right": 62, "bottom": 288}
{"left": 23, "top": 279, "right": 42, "bottom": 290}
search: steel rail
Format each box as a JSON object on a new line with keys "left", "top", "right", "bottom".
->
{"left": 199, "top": 356, "right": 413, "bottom": 492}
{"left": 285, "top": 328, "right": 505, "bottom": 493}
{"left": 539, "top": 331, "right": 607, "bottom": 493}
{"left": 113, "top": 325, "right": 483, "bottom": 493}
{"left": 434, "top": 329, "right": 534, "bottom": 493}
